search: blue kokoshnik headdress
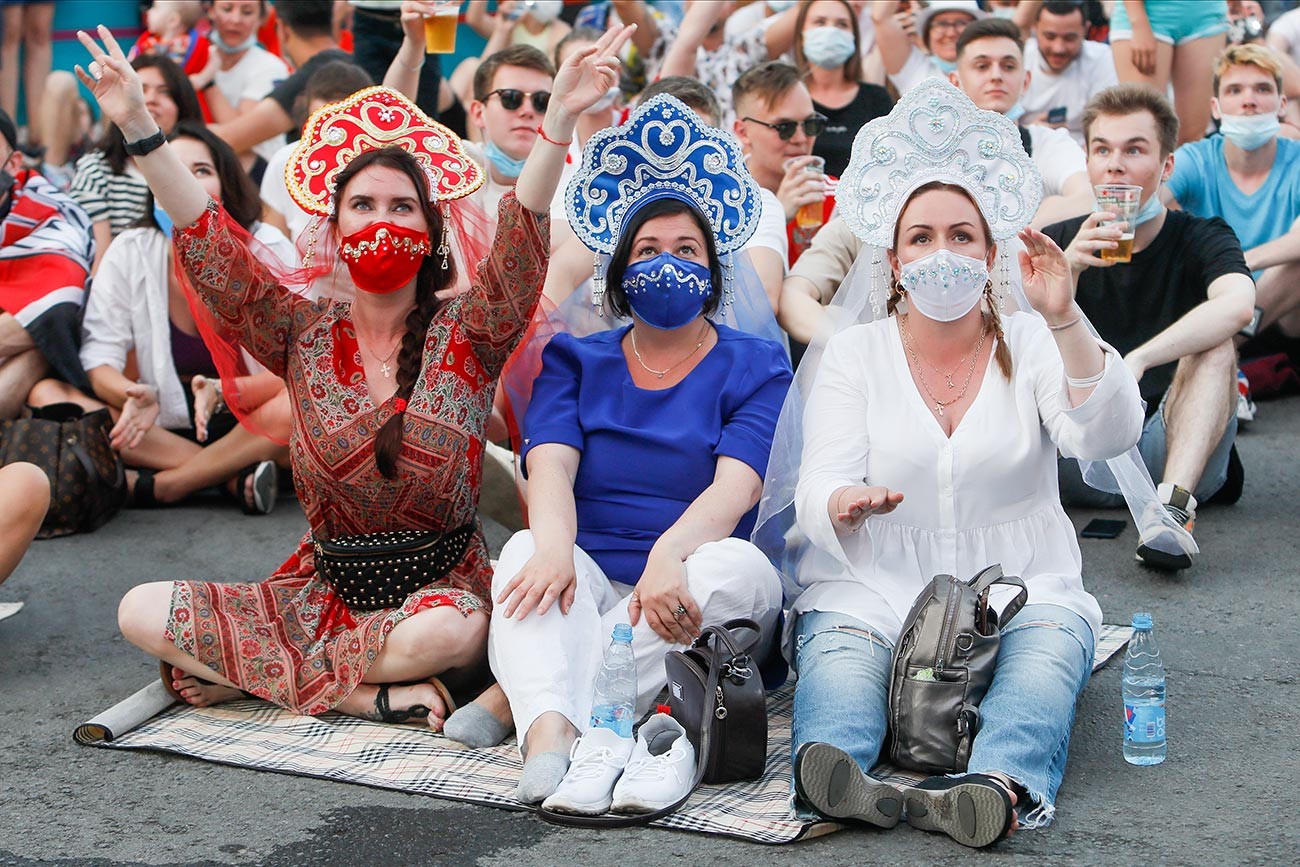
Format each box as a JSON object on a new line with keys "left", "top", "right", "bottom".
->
{"left": 564, "top": 94, "right": 762, "bottom": 309}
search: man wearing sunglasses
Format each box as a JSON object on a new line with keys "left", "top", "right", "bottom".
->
{"left": 465, "top": 44, "right": 556, "bottom": 223}
{"left": 734, "top": 62, "right": 836, "bottom": 268}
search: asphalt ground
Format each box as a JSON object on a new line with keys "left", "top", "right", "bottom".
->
{"left": 1, "top": 398, "right": 1298, "bottom": 867}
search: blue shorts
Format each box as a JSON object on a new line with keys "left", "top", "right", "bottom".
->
{"left": 1111, "top": 0, "right": 1229, "bottom": 45}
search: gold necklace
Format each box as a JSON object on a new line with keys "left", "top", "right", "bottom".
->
{"left": 629, "top": 322, "right": 710, "bottom": 379}
{"left": 362, "top": 335, "right": 403, "bottom": 378}
{"left": 899, "top": 315, "right": 988, "bottom": 418}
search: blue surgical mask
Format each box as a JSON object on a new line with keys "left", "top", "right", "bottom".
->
{"left": 992, "top": 6, "right": 1017, "bottom": 18}
{"left": 1219, "top": 112, "right": 1281, "bottom": 151}
{"left": 934, "top": 57, "right": 958, "bottom": 74}
{"left": 767, "top": 0, "right": 797, "bottom": 10}
{"left": 211, "top": 30, "right": 258, "bottom": 54}
{"left": 483, "top": 140, "right": 528, "bottom": 179}
{"left": 803, "top": 27, "right": 857, "bottom": 69}
{"left": 1134, "top": 185, "right": 1164, "bottom": 226}
{"left": 1005, "top": 102, "right": 1026, "bottom": 122}
{"left": 154, "top": 203, "right": 173, "bottom": 238}
{"left": 621, "top": 252, "right": 713, "bottom": 330}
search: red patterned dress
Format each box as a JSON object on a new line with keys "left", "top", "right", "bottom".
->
{"left": 163, "top": 194, "right": 548, "bottom": 715}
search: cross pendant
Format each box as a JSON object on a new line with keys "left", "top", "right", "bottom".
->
{"left": 935, "top": 402, "right": 944, "bottom": 417}
{"left": 381, "top": 362, "right": 391, "bottom": 378}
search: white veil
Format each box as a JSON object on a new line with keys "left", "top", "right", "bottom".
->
{"left": 753, "top": 78, "right": 1195, "bottom": 588}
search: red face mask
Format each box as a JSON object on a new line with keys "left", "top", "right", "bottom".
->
{"left": 339, "top": 221, "right": 432, "bottom": 294}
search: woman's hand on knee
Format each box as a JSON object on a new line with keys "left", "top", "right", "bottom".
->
{"left": 495, "top": 547, "right": 576, "bottom": 619}
{"left": 629, "top": 551, "right": 701, "bottom": 645}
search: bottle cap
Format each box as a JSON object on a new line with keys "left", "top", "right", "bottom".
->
{"left": 612, "top": 623, "right": 634, "bottom": 643}
{"left": 1131, "top": 612, "right": 1153, "bottom": 630}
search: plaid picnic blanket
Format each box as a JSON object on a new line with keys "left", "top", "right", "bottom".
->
{"left": 78, "top": 625, "right": 1131, "bottom": 844}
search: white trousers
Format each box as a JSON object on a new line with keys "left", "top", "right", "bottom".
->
{"left": 489, "top": 530, "right": 783, "bottom": 753}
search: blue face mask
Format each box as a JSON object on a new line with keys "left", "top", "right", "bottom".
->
{"left": 1219, "top": 112, "right": 1281, "bottom": 152}
{"left": 934, "top": 57, "right": 958, "bottom": 74}
{"left": 483, "top": 140, "right": 528, "bottom": 180}
{"left": 211, "top": 29, "right": 258, "bottom": 54}
{"left": 154, "top": 203, "right": 173, "bottom": 237}
{"left": 1134, "top": 184, "right": 1164, "bottom": 226}
{"left": 621, "top": 252, "right": 713, "bottom": 330}
{"left": 803, "top": 26, "right": 857, "bottom": 69}
{"left": 1005, "top": 102, "right": 1026, "bottom": 122}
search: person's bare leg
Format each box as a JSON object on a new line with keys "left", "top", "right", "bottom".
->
{"left": 19, "top": 3, "right": 54, "bottom": 146}
{"left": 0, "top": 5, "right": 21, "bottom": 122}
{"left": 522, "top": 711, "right": 579, "bottom": 758}
{"left": 0, "top": 463, "right": 49, "bottom": 585}
{"left": 1160, "top": 340, "right": 1237, "bottom": 492}
{"left": 0, "top": 313, "right": 36, "bottom": 359}
{"left": 1110, "top": 38, "right": 1174, "bottom": 91}
{"left": 0, "top": 349, "right": 48, "bottom": 420}
{"left": 37, "top": 70, "right": 79, "bottom": 165}
{"left": 26, "top": 377, "right": 95, "bottom": 409}
{"left": 1171, "top": 33, "right": 1228, "bottom": 147}
{"left": 151, "top": 424, "right": 286, "bottom": 503}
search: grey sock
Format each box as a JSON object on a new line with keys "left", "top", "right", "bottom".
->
{"left": 443, "top": 702, "right": 512, "bottom": 749}
{"left": 516, "top": 751, "right": 570, "bottom": 805}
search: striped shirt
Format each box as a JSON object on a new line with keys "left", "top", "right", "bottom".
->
{"left": 68, "top": 151, "right": 151, "bottom": 238}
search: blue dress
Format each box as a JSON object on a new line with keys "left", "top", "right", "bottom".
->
{"left": 522, "top": 322, "right": 793, "bottom": 585}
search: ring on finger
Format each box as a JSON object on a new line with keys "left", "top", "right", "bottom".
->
{"left": 673, "top": 603, "right": 688, "bottom": 619}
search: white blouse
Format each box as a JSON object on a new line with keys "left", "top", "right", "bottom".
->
{"left": 791, "top": 312, "right": 1144, "bottom": 650}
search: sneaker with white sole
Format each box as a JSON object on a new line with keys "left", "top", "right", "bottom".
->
{"left": 610, "top": 713, "right": 696, "bottom": 813}
{"left": 540, "top": 725, "right": 634, "bottom": 816}
{"left": 1135, "top": 483, "right": 1197, "bottom": 570}
{"left": 1237, "top": 369, "right": 1256, "bottom": 424}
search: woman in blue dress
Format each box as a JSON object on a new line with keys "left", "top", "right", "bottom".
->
{"left": 447, "top": 96, "right": 791, "bottom": 806}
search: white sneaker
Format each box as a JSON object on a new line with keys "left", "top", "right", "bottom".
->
{"left": 610, "top": 713, "right": 697, "bottom": 814}
{"left": 540, "top": 726, "right": 634, "bottom": 815}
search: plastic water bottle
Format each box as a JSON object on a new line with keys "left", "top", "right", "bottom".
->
{"left": 1123, "top": 612, "right": 1167, "bottom": 765}
{"left": 589, "top": 623, "right": 637, "bottom": 738}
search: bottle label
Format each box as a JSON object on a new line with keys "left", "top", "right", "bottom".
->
{"left": 1124, "top": 702, "right": 1166, "bottom": 744}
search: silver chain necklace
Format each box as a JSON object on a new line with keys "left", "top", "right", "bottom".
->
{"left": 629, "top": 322, "right": 710, "bottom": 379}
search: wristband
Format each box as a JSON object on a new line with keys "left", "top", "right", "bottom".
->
{"left": 535, "top": 125, "right": 572, "bottom": 147}
{"left": 1048, "top": 316, "right": 1082, "bottom": 332}
{"left": 123, "top": 128, "right": 166, "bottom": 157}
{"left": 1066, "top": 369, "right": 1106, "bottom": 388}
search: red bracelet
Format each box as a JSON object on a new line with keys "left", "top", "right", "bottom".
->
{"left": 535, "top": 125, "right": 572, "bottom": 147}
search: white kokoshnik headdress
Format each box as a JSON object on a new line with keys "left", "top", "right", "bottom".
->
{"left": 753, "top": 77, "right": 1195, "bottom": 584}
{"left": 564, "top": 93, "right": 762, "bottom": 310}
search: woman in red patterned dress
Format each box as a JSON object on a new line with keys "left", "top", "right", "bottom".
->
{"left": 75, "top": 22, "right": 634, "bottom": 728}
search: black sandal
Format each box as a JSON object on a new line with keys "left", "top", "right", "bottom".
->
{"left": 902, "top": 773, "right": 1016, "bottom": 848}
{"left": 236, "top": 460, "right": 278, "bottom": 515}
{"left": 128, "top": 469, "right": 162, "bottom": 508}
{"left": 373, "top": 678, "right": 458, "bottom": 725}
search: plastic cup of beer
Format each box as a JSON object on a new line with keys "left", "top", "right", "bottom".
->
{"left": 1094, "top": 183, "right": 1141, "bottom": 263}
{"left": 424, "top": 2, "right": 460, "bottom": 54}
{"left": 786, "top": 155, "right": 827, "bottom": 229}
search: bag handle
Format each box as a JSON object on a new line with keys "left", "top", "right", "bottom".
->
{"left": 970, "top": 564, "right": 1029, "bottom": 630}
{"left": 536, "top": 621, "right": 753, "bottom": 828}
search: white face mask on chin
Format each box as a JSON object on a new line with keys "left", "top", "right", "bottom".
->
{"left": 898, "top": 248, "right": 990, "bottom": 322}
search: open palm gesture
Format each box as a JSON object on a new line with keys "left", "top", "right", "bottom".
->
{"left": 552, "top": 24, "right": 635, "bottom": 119}
{"left": 74, "top": 25, "right": 155, "bottom": 139}
{"left": 1017, "top": 227, "right": 1074, "bottom": 321}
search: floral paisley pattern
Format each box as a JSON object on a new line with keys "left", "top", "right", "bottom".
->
{"left": 165, "top": 194, "right": 548, "bottom": 714}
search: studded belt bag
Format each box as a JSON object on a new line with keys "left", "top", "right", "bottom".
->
{"left": 313, "top": 522, "right": 477, "bottom": 610}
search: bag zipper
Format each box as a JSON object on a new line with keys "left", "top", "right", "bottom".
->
{"left": 935, "top": 580, "right": 961, "bottom": 670}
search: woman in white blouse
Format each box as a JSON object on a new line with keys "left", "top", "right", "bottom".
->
{"left": 769, "top": 77, "right": 1150, "bottom": 850}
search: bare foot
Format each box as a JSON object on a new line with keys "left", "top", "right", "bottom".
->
{"left": 522, "top": 710, "right": 578, "bottom": 758}
{"left": 987, "top": 773, "right": 1021, "bottom": 835}
{"left": 168, "top": 665, "right": 244, "bottom": 708}
{"left": 474, "top": 682, "right": 514, "bottom": 728}
{"left": 339, "top": 681, "right": 451, "bottom": 731}
{"left": 191, "top": 375, "right": 222, "bottom": 443}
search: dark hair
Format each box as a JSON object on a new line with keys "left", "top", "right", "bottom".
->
{"left": 1038, "top": 1, "right": 1088, "bottom": 25}
{"left": 98, "top": 54, "right": 203, "bottom": 175}
{"left": 273, "top": 0, "right": 334, "bottom": 39}
{"left": 1081, "top": 83, "right": 1179, "bottom": 157}
{"left": 174, "top": 122, "right": 262, "bottom": 229}
{"left": 330, "top": 147, "right": 456, "bottom": 479}
{"left": 792, "top": 0, "right": 863, "bottom": 84}
{"left": 732, "top": 61, "right": 804, "bottom": 116}
{"left": 955, "top": 16, "right": 1024, "bottom": 60}
{"left": 472, "top": 45, "right": 556, "bottom": 102}
{"left": 637, "top": 76, "right": 722, "bottom": 127}
{"left": 887, "top": 181, "right": 1011, "bottom": 380}
{"left": 604, "top": 199, "right": 723, "bottom": 321}
{"left": 294, "top": 60, "right": 374, "bottom": 128}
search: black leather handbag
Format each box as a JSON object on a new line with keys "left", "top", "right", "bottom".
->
{"left": 886, "top": 564, "right": 1028, "bottom": 775}
{"left": 0, "top": 402, "right": 126, "bottom": 538}
{"left": 312, "top": 522, "right": 476, "bottom": 610}
{"left": 538, "top": 618, "right": 768, "bottom": 828}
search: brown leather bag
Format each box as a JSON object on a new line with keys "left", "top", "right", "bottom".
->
{"left": 0, "top": 402, "right": 127, "bottom": 538}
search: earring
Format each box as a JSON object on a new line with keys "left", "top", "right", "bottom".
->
{"left": 870, "top": 248, "right": 885, "bottom": 319}
{"left": 591, "top": 252, "right": 605, "bottom": 310}
{"left": 437, "top": 204, "right": 451, "bottom": 271}
{"left": 721, "top": 254, "right": 735, "bottom": 311}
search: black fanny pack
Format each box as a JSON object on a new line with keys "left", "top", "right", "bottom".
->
{"left": 313, "top": 521, "right": 477, "bottom": 611}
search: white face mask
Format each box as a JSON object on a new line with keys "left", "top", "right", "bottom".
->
{"left": 1218, "top": 111, "right": 1281, "bottom": 151}
{"left": 898, "top": 248, "right": 989, "bottom": 322}
{"left": 524, "top": 0, "right": 563, "bottom": 23}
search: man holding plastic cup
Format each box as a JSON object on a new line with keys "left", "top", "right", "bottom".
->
{"left": 1041, "top": 84, "right": 1256, "bottom": 572}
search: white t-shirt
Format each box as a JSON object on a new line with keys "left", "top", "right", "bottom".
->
{"left": 1028, "top": 124, "right": 1088, "bottom": 198}
{"left": 888, "top": 47, "right": 946, "bottom": 96}
{"left": 1021, "top": 39, "right": 1117, "bottom": 146}
{"left": 259, "top": 140, "right": 315, "bottom": 246}
{"left": 1267, "top": 9, "right": 1300, "bottom": 68}
{"left": 746, "top": 187, "right": 790, "bottom": 267}
{"left": 213, "top": 46, "right": 291, "bottom": 163}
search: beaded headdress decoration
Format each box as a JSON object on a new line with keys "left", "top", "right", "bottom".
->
{"left": 285, "top": 86, "right": 484, "bottom": 266}
{"left": 836, "top": 77, "right": 1042, "bottom": 316}
{"left": 564, "top": 94, "right": 761, "bottom": 309}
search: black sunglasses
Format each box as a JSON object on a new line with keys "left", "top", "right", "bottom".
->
{"left": 486, "top": 88, "right": 550, "bottom": 113}
{"left": 742, "top": 113, "right": 829, "bottom": 141}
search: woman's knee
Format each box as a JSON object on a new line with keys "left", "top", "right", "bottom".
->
{"left": 117, "top": 581, "right": 176, "bottom": 654}
{"left": 491, "top": 530, "right": 537, "bottom": 597}
{"left": 389, "top": 605, "right": 488, "bottom": 669}
{"left": 685, "top": 538, "right": 783, "bottom": 609}
{"left": 0, "top": 462, "right": 50, "bottom": 520}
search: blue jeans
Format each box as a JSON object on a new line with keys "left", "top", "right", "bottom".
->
{"left": 791, "top": 604, "right": 1095, "bottom": 827}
